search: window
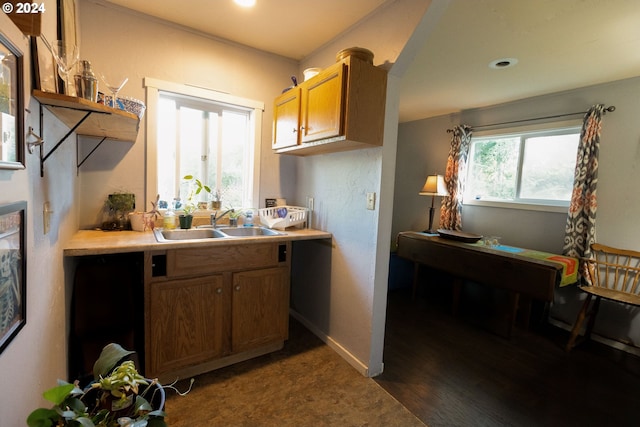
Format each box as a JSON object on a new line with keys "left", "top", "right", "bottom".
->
{"left": 145, "top": 78, "right": 263, "bottom": 211}
{"left": 464, "top": 125, "right": 580, "bottom": 210}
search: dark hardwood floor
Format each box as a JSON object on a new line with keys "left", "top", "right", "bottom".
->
{"left": 375, "top": 279, "right": 640, "bottom": 427}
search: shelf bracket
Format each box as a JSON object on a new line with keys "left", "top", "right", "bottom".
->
{"left": 77, "top": 136, "right": 108, "bottom": 175}
{"left": 38, "top": 103, "right": 105, "bottom": 177}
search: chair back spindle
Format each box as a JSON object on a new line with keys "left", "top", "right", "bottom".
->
{"left": 588, "top": 243, "right": 640, "bottom": 295}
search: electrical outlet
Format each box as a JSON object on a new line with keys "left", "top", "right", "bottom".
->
{"left": 366, "top": 192, "right": 376, "bottom": 210}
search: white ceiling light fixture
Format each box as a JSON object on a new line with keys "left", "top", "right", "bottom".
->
{"left": 489, "top": 58, "right": 518, "bottom": 69}
{"left": 234, "top": 0, "right": 256, "bottom": 7}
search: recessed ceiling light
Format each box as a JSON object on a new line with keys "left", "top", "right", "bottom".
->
{"left": 234, "top": 0, "right": 256, "bottom": 7}
{"left": 489, "top": 58, "right": 518, "bottom": 69}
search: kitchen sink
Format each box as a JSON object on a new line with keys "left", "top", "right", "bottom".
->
{"left": 154, "top": 228, "right": 226, "bottom": 242}
{"left": 218, "top": 226, "right": 284, "bottom": 237}
{"left": 154, "top": 226, "right": 284, "bottom": 242}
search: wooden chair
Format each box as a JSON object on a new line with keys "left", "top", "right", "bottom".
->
{"left": 565, "top": 243, "right": 640, "bottom": 351}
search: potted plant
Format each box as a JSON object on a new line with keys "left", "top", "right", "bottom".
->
{"left": 180, "top": 175, "right": 213, "bottom": 228}
{"left": 211, "top": 189, "right": 222, "bottom": 210}
{"left": 103, "top": 192, "right": 135, "bottom": 231}
{"left": 178, "top": 201, "right": 196, "bottom": 229}
{"left": 129, "top": 194, "right": 161, "bottom": 232}
{"left": 27, "top": 343, "right": 168, "bottom": 427}
{"left": 183, "top": 175, "right": 212, "bottom": 204}
{"left": 228, "top": 208, "right": 243, "bottom": 227}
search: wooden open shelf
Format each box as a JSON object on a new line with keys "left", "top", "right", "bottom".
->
{"left": 32, "top": 90, "right": 142, "bottom": 176}
{"left": 33, "top": 90, "right": 140, "bottom": 141}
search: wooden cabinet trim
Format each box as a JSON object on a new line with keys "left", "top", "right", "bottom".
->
{"left": 165, "top": 242, "right": 281, "bottom": 278}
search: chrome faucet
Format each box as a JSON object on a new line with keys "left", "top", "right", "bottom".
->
{"left": 211, "top": 209, "right": 234, "bottom": 228}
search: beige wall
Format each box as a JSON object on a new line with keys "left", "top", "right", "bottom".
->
{"left": 76, "top": 0, "right": 299, "bottom": 227}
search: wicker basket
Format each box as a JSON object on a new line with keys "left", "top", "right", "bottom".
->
{"left": 258, "top": 206, "right": 307, "bottom": 229}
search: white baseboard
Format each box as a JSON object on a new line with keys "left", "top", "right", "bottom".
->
{"left": 290, "top": 309, "right": 371, "bottom": 377}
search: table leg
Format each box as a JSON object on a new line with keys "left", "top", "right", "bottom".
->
{"left": 506, "top": 291, "right": 520, "bottom": 338}
{"left": 412, "top": 262, "right": 420, "bottom": 300}
{"left": 452, "top": 278, "right": 462, "bottom": 316}
{"left": 520, "top": 296, "right": 532, "bottom": 329}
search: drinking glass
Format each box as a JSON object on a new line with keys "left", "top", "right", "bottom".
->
{"left": 100, "top": 73, "right": 129, "bottom": 109}
{"left": 51, "top": 41, "right": 79, "bottom": 96}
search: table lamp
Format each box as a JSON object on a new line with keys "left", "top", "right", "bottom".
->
{"left": 419, "top": 174, "right": 448, "bottom": 233}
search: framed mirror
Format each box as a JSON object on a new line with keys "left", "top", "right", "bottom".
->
{"left": 0, "top": 29, "right": 25, "bottom": 170}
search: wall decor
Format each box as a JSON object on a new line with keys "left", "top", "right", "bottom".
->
{"left": 57, "top": 0, "right": 78, "bottom": 46}
{"left": 30, "top": 36, "right": 58, "bottom": 94}
{"left": 0, "top": 201, "right": 26, "bottom": 355}
{"left": 0, "top": 28, "right": 25, "bottom": 170}
{"left": 56, "top": 0, "right": 78, "bottom": 95}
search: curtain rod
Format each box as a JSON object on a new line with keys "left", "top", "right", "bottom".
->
{"left": 446, "top": 105, "right": 616, "bottom": 133}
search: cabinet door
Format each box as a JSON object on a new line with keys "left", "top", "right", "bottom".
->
{"left": 231, "top": 266, "right": 290, "bottom": 353}
{"left": 147, "top": 275, "right": 228, "bottom": 377}
{"left": 272, "top": 87, "right": 301, "bottom": 149}
{"left": 300, "top": 63, "right": 346, "bottom": 143}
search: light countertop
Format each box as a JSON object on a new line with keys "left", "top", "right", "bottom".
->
{"left": 64, "top": 228, "right": 332, "bottom": 256}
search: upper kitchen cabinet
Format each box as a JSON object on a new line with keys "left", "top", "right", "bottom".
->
{"left": 272, "top": 56, "right": 387, "bottom": 156}
{"left": 272, "top": 86, "right": 301, "bottom": 150}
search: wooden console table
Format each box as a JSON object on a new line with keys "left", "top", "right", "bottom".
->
{"left": 396, "top": 231, "right": 578, "bottom": 336}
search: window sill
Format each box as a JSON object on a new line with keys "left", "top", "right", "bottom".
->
{"left": 463, "top": 199, "right": 569, "bottom": 213}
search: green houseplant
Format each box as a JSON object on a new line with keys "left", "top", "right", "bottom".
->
{"left": 180, "top": 175, "right": 213, "bottom": 228}
{"left": 103, "top": 192, "right": 136, "bottom": 230}
{"left": 27, "top": 344, "right": 167, "bottom": 427}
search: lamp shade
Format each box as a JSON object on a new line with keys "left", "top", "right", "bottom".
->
{"left": 419, "top": 175, "right": 448, "bottom": 196}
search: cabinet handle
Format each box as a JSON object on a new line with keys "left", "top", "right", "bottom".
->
{"left": 235, "top": 285, "right": 241, "bottom": 291}
{"left": 216, "top": 288, "right": 223, "bottom": 294}
{"left": 292, "top": 128, "right": 297, "bottom": 133}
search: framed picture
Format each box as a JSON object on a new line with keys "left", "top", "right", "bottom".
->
{"left": 0, "top": 28, "right": 25, "bottom": 170}
{"left": 0, "top": 201, "right": 26, "bottom": 355}
{"left": 56, "top": 0, "right": 78, "bottom": 95}
{"left": 58, "top": 0, "right": 78, "bottom": 46}
{"left": 30, "top": 36, "right": 58, "bottom": 94}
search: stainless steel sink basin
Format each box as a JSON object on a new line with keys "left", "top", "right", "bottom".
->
{"left": 218, "top": 226, "right": 283, "bottom": 237}
{"left": 154, "top": 228, "right": 226, "bottom": 242}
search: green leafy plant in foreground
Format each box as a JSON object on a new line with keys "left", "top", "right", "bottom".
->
{"left": 27, "top": 344, "right": 169, "bottom": 427}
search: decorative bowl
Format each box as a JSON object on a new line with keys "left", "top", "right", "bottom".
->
{"left": 119, "top": 97, "right": 146, "bottom": 119}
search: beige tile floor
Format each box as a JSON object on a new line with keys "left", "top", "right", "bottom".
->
{"left": 164, "top": 319, "right": 425, "bottom": 427}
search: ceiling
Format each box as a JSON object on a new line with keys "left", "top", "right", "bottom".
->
{"left": 104, "top": 0, "right": 640, "bottom": 123}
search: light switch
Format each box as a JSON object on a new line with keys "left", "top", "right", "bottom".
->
{"left": 366, "top": 192, "right": 376, "bottom": 210}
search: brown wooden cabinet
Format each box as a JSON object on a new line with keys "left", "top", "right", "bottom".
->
{"left": 299, "top": 63, "right": 346, "bottom": 144}
{"left": 272, "top": 56, "right": 387, "bottom": 156}
{"left": 144, "top": 242, "right": 291, "bottom": 380}
{"left": 231, "top": 266, "right": 290, "bottom": 353}
{"left": 272, "top": 87, "right": 301, "bottom": 149}
{"left": 147, "top": 275, "right": 228, "bottom": 376}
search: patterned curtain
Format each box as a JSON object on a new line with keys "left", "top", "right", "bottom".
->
{"left": 563, "top": 104, "right": 605, "bottom": 276}
{"left": 440, "top": 125, "right": 472, "bottom": 230}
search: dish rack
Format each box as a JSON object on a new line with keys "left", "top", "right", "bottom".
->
{"left": 258, "top": 206, "right": 307, "bottom": 229}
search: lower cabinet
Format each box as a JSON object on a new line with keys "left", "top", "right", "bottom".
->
{"left": 147, "top": 274, "right": 228, "bottom": 377}
{"left": 231, "top": 267, "right": 290, "bottom": 353}
{"left": 145, "top": 242, "right": 291, "bottom": 380}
